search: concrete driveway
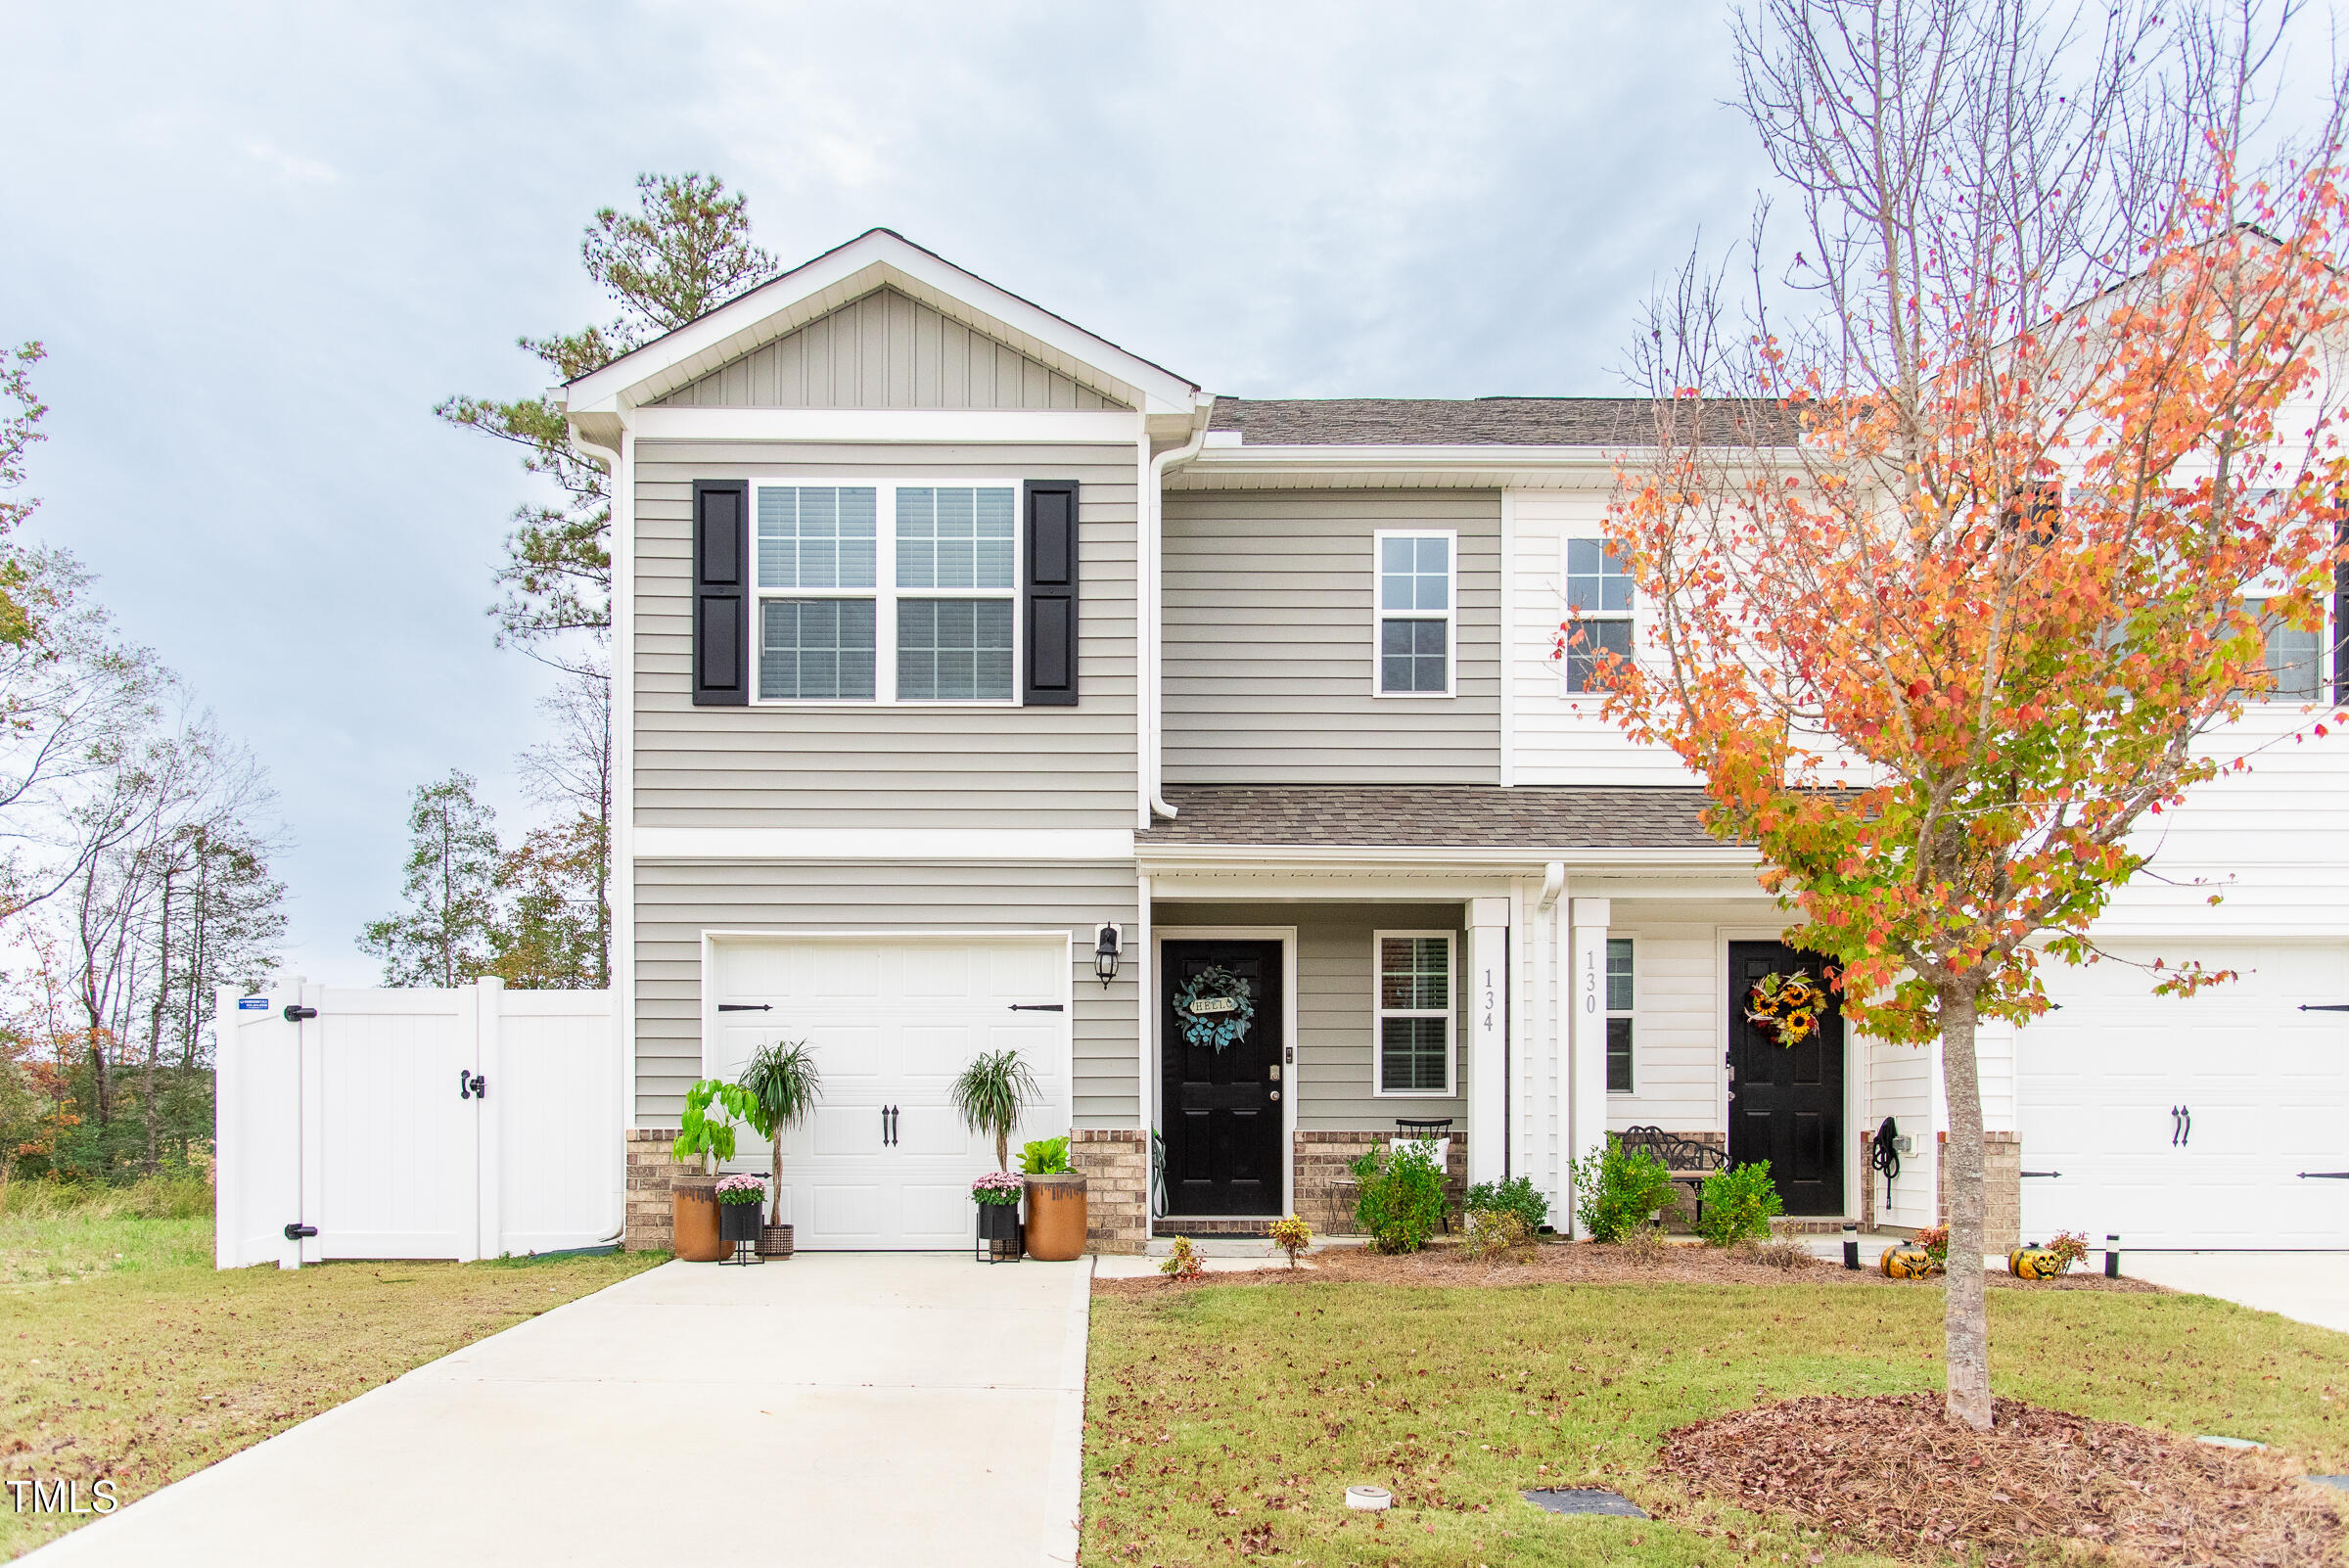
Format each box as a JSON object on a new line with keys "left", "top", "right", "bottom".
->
{"left": 26, "top": 1253, "right": 1092, "bottom": 1568}
{"left": 2122, "top": 1252, "right": 2349, "bottom": 1335}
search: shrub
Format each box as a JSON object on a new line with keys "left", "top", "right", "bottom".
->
{"left": 1731, "top": 1236, "right": 1807, "bottom": 1270}
{"left": 1465, "top": 1208, "right": 1535, "bottom": 1262}
{"left": 1464, "top": 1175, "right": 1549, "bottom": 1232}
{"left": 1350, "top": 1142, "right": 1449, "bottom": 1254}
{"left": 1158, "top": 1235, "right": 1204, "bottom": 1280}
{"left": 1694, "top": 1161, "right": 1783, "bottom": 1246}
{"left": 1267, "top": 1214, "right": 1313, "bottom": 1268}
{"left": 1565, "top": 1135, "right": 1680, "bottom": 1243}
{"left": 2043, "top": 1229, "right": 2090, "bottom": 1273}
{"left": 1617, "top": 1224, "right": 1674, "bottom": 1268}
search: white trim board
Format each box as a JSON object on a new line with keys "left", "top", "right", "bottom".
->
{"left": 627, "top": 408, "right": 1143, "bottom": 444}
{"left": 633, "top": 828, "right": 1136, "bottom": 861}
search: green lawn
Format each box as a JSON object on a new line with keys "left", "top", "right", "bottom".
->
{"left": 1085, "top": 1276, "right": 2349, "bottom": 1565}
{"left": 1, "top": 1199, "right": 662, "bottom": 1560}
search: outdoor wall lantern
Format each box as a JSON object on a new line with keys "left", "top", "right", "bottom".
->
{"left": 1094, "top": 922, "right": 1123, "bottom": 987}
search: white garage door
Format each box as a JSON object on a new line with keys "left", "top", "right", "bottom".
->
{"left": 706, "top": 936, "right": 1071, "bottom": 1251}
{"left": 2020, "top": 944, "right": 2349, "bottom": 1250}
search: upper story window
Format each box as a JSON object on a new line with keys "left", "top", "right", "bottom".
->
{"left": 1562, "top": 537, "right": 1634, "bottom": 694}
{"left": 753, "top": 482, "right": 1018, "bottom": 705}
{"left": 1376, "top": 530, "right": 1454, "bottom": 697}
{"left": 1375, "top": 931, "right": 1455, "bottom": 1096}
{"left": 2249, "top": 597, "right": 2325, "bottom": 702}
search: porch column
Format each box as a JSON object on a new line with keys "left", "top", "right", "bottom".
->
{"left": 1465, "top": 898, "right": 1510, "bottom": 1185}
{"left": 1568, "top": 899, "right": 1612, "bottom": 1236}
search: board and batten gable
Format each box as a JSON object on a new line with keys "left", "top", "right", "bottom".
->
{"left": 651, "top": 287, "right": 1128, "bottom": 411}
{"left": 634, "top": 860, "right": 1138, "bottom": 1127}
{"left": 632, "top": 440, "right": 1138, "bottom": 829}
{"left": 1161, "top": 488, "right": 1502, "bottom": 784}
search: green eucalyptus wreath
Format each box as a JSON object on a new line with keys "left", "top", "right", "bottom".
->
{"left": 1173, "top": 966, "right": 1257, "bottom": 1051}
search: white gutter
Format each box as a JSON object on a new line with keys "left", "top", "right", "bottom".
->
{"left": 1143, "top": 401, "right": 1217, "bottom": 820}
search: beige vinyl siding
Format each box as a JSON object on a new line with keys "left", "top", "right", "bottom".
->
{"left": 1157, "top": 901, "right": 1469, "bottom": 1130}
{"left": 1162, "top": 489, "right": 1501, "bottom": 783}
{"left": 633, "top": 440, "right": 1138, "bottom": 829}
{"left": 634, "top": 859, "right": 1138, "bottom": 1127}
{"left": 652, "top": 287, "right": 1126, "bottom": 410}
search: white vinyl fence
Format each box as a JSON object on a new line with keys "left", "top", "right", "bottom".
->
{"left": 214, "top": 979, "right": 622, "bottom": 1269}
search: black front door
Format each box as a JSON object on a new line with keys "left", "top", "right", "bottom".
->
{"left": 1727, "top": 941, "right": 1845, "bottom": 1216}
{"left": 1161, "top": 940, "right": 1284, "bottom": 1216}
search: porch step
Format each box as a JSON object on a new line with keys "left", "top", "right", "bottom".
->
{"left": 1770, "top": 1218, "right": 1865, "bottom": 1236}
{"left": 1155, "top": 1217, "right": 1278, "bottom": 1238}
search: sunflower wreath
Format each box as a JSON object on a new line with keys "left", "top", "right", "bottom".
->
{"left": 1173, "top": 966, "right": 1256, "bottom": 1051}
{"left": 1744, "top": 969, "right": 1828, "bottom": 1048}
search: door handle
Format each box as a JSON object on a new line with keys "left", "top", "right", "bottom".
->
{"left": 2170, "top": 1106, "right": 2181, "bottom": 1146}
{"left": 1268, "top": 1089, "right": 1280, "bottom": 1101}
{"left": 2180, "top": 1105, "right": 2190, "bottom": 1147}
{"left": 881, "top": 1105, "right": 891, "bottom": 1146}
{"left": 458, "top": 1070, "right": 484, "bottom": 1101}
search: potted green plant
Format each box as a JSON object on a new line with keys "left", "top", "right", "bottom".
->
{"left": 737, "top": 1039, "right": 821, "bottom": 1258}
{"left": 714, "top": 1174, "right": 767, "bottom": 1262}
{"left": 1018, "top": 1136, "right": 1087, "bottom": 1261}
{"left": 670, "top": 1079, "right": 756, "bottom": 1263}
{"left": 952, "top": 1049, "right": 1037, "bottom": 1262}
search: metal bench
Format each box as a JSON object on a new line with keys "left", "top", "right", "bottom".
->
{"left": 1614, "top": 1125, "right": 1727, "bottom": 1225}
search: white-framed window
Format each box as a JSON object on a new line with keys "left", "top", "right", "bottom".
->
{"left": 1605, "top": 938, "right": 1635, "bottom": 1094}
{"left": 752, "top": 480, "right": 1019, "bottom": 705}
{"left": 1560, "top": 535, "right": 1634, "bottom": 694}
{"left": 1373, "top": 930, "right": 1455, "bottom": 1096}
{"left": 1374, "top": 529, "right": 1455, "bottom": 697}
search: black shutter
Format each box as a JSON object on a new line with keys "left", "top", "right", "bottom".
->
{"left": 1024, "top": 480, "right": 1079, "bottom": 706}
{"left": 692, "top": 481, "right": 750, "bottom": 707}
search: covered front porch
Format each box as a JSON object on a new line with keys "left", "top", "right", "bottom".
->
{"left": 1133, "top": 784, "right": 1894, "bottom": 1240}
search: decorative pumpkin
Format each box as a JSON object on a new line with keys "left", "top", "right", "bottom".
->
{"left": 2009, "top": 1246, "right": 2066, "bottom": 1279}
{"left": 1879, "top": 1245, "right": 1940, "bottom": 1279}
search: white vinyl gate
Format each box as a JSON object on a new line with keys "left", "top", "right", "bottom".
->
{"left": 214, "top": 979, "right": 621, "bottom": 1268}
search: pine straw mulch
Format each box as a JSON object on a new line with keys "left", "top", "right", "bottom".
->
{"left": 1090, "top": 1239, "right": 2171, "bottom": 1298}
{"left": 1654, "top": 1393, "right": 2343, "bottom": 1567}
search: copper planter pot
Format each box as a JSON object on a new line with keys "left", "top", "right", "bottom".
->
{"left": 670, "top": 1174, "right": 727, "bottom": 1262}
{"left": 1024, "top": 1174, "right": 1088, "bottom": 1261}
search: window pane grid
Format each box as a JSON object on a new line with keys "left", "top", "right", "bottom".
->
{"left": 759, "top": 598, "right": 875, "bottom": 701}
{"left": 1377, "top": 935, "right": 1451, "bottom": 1094}
{"left": 1382, "top": 1018, "right": 1449, "bottom": 1093}
{"left": 757, "top": 486, "right": 877, "bottom": 589}
{"left": 898, "top": 597, "right": 1013, "bottom": 702}
{"left": 1565, "top": 537, "right": 1634, "bottom": 614}
{"left": 1381, "top": 618, "right": 1448, "bottom": 694}
{"left": 1565, "top": 618, "right": 1632, "bottom": 694}
{"left": 897, "top": 485, "right": 1015, "bottom": 590}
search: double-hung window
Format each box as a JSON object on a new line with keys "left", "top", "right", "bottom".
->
{"left": 1375, "top": 530, "right": 1454, "bottom": 696}
{"left": 1561, "top": 536, "right": 1634, "bottom": 693}
{"left": 1375, "top": 931, "right": 1454, "bottom": 1095}
{"left": 1605, "top": 938, "right": 1635, "bottom": 1093}
{"left": 752, "top": 481, "right": 1018, "bottom": 704}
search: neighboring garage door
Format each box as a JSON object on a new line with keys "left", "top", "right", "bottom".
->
{"left": 705, "top": 936, "right": 1072, "bottom": 1251}
{"left": 2019, "top": 943, "right": 2349, "bottom": 1250}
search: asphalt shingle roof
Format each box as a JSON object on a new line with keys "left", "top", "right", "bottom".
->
{"left": 1206, "top": 396, "right": 1796, "bottom": 448}
{"left": 1136, "top": 785, "right": 1723, "bottom": 851}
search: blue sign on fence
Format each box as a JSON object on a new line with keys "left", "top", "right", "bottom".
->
{"left": 236, "top": 996, "right": 268, "bottom": 1011}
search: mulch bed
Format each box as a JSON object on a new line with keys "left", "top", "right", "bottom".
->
{"left": 1090, "top": 1240, "right": 2168, "bottom": 1297}
{"left": 1655, "top": 1393, "right": 2342, "bottom": 1566}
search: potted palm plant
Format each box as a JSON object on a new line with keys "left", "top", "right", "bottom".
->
{"left": 953, "top": 1049, "right": 1037, "bottom": 1262}
{"left": 737, "top": 1039, "right": 821, "bottom": 1258}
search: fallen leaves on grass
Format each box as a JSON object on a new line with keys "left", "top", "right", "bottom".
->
{"left": 1656, "top": 1392, "right": 2343, "bottom": 1566}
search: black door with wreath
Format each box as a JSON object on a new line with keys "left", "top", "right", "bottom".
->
{"left": 1727, "top": 941, "right": 1845, "bottom": 1216}
{"left": 1161, "top": 940, "right": 1283, "bottom": 1216}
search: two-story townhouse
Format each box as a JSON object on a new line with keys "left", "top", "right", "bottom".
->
{"left": 570, "top": 229, "right": 2349, "bottom": 1259}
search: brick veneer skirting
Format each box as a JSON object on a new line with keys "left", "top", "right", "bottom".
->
{"left": 1935, "top": 1130, "right": 2023, "bottom": 1253}
{"left": 1072, "top": 1129, "right": 1147, "bottom": 1255}
{"left": 625, "top": 1129, "right": 688, "bottom": 1253}
{"left": 1294, "top": 1130, "right": 1468, "bottom": 1237}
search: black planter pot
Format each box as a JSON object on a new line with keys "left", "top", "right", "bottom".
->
{"left": 976, "top": 1200, "right": 1024, "bottom": 1263}
{"left": 718, "top": 1202, "right": 763, "bottom": 1242}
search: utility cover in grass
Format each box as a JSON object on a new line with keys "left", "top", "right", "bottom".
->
{"left": 1523, "top": 1488, "right": 1647, "bottom": 1518}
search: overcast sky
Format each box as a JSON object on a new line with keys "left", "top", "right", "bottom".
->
{"left": 0, "top": 3, "right": 1777, "bottom": 982}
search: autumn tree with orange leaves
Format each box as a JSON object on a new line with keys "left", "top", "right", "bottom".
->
{"left": 1590, "top": 0, "right": 2349, "bottom": 1429}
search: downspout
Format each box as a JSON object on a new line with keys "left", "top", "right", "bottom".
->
{"left": 1144, "top": 402, "right": 1215, "bottom": 819}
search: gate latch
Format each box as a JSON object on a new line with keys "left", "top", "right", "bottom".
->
{"left": 458, "top": 1071, "right": 486, "bottom": 1101}
{"left": 283, "top": 1222, "right": 318, "bottom": 1241}
{"left": 283, "top": 1004, "right": 318, "bottom": 1022}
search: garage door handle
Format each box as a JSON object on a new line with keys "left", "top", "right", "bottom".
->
{"left": 1009, "top": 1003, "right": 1064, "bottom": 1012}
{"left": 2181, "top": 1106, "right": 2190, "bottom": 1147}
